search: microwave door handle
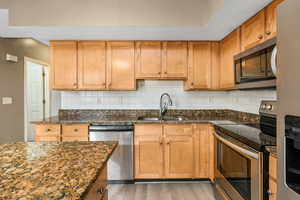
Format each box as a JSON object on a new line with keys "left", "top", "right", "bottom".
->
{"left": 214, "top": 132, "right": 260, "bottom": 160}
{"left": 271, "top": 46, "right": 278, "bottom": 77}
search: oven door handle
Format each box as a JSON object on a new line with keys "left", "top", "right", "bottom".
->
{"left": 214, "top": 132, "right": 260, "bottom": 160}
{"left": 271, "top": 45, "right": 278, "bottom": 77}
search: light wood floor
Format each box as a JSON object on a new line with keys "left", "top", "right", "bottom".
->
{"left": 108, "top": 182, "right": 216, "bottom": 200}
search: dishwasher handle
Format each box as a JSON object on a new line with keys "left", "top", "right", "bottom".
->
{"left": 89, "top": 125, "right": 134, "bottom": 132}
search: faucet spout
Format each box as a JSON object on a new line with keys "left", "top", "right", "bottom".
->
{"left": 160, "top": 93, "right": 173, "bottom": 119}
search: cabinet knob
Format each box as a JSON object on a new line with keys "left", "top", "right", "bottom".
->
{"left": 158, "top": 72, "right": 161, "bottom": 75}
{"left": 74, "top": 129, "right": 78, "bottom": 132}
{"left": 191, "top": 82, "right": 194, "bottom": 86}
{"left": 164, "top": 71, "right": 167, "bottom": 74}
{"left": 257, "top": 34, "right": 263, "bottom": 40}
{"left": 159, "top": 137, "right": 163, "bottom": 145}
{"left": 266, "top": 31, "right": 271, "bottom": 35}
{"left": 46, "top": 129, "right": 51, "bottom": 132}
{"left": 267, "top": 190, "right": 274, "bottom": 196}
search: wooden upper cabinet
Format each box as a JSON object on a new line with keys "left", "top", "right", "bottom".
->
{"left": 134, "top": 124, "right": 164, "bottom": 179}
{"left": 106, "top": 41, "right": 136, "bottom": 90}
{"left": 211, "top": 42, "right": 221, "bottom": 90}
{"left": 164, "top": 124, "right": 194, "bottom": 178}
{"left": 241, "top": 10, "right": 266, "bottom": 51}
{"left": 220, "top": 29, "right": 241, "bottom": 90}
{"left": 162, "top": 41, "right": 188, "bottom": 79}
{"left": 78, "top": 41, "right": 106, "bottom": 90}
{"left": 50, "top": 41, "right": 78, "bottom": 90}
{"left": 265, "top": 0, "right": 284, "bottom": 41}
{"left": 135, "top": 41, "right": 162, "bottom": 79}
{"left": 185, "top": 41, "right": 212, "bottom": 90}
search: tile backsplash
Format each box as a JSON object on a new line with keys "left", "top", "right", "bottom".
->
{"left": 61, "top": 81, "right": 277, "bottom": 114}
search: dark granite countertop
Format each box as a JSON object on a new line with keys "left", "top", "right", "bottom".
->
{"left": 32, "top": 109, "right": 260, "bottom": 126}
{"left": 0, "top": 142, "right": 117, "bottom": 200}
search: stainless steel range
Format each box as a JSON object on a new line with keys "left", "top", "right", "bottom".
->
{"left": 214, "top": 101, "right": 277, "bottom": 200}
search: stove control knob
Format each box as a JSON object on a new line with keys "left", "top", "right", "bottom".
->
{"left": 266, "top": 104, "right": 273, "bottom": 110}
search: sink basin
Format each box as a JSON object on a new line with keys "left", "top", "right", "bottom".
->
{"left": 163, "top": 116, "right": 187, "bottom": 121}
{"left": 137, "top": 116, "right": 187, "bottom": 121}
{"left": 137, "top": 117, "right": 161, "bottom": 121}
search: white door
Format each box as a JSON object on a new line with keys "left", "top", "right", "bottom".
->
{"left": 25, "top": 60, "right": 50, "bottom": 141}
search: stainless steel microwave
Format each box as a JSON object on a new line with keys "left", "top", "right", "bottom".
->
{"left": 234, "top": 38, "right": 277, "bottom": 90}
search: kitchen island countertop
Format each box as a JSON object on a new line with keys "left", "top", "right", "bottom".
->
{"left": 0, "top": 141, "right": 117, "bottom": 200}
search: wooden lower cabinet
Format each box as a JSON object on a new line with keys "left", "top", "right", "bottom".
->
{"left": 84, "top": 165, "right": 107, "bottom": 200}
{"left": 134, "top": 123, "right": 213, "bottom": 179}
{"left": 268, "top": 155, "right": 277, "bottom": 200}
{"left": 194, "top": 124, "right": 214, "bottom": 180}
{"left": 164, "top": 124, "right": 194, "bottom": 178}
{"left": 134, "top": 124, "right": 164, "bottom": 179}
{"left": 34, "top": 123, "right": 89, "bottom": 142}
{"left": 61, "top": 124, "right": 89, "bottom": 141}
{"left": 35, "top": 124, "right": 61, "bottom": 142}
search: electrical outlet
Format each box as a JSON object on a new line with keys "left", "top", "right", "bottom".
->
{"left": 2, "top": 97, "right": 13, "bottom": 105}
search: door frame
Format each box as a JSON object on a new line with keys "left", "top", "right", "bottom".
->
{"left": 24, "top": 57, "right": 50, "bottom": 142}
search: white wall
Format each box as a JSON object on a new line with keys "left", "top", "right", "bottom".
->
{"left": 61, "top": 81, "right": 277, "bottom": 114}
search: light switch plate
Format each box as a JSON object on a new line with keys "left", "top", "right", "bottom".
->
{"left": 2, "top": 97, "right": 13, "bottom": 105}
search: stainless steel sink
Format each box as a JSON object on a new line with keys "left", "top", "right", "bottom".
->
{"left": 137, "top": 117, "right": 161, "bottom": 121}
{"left": 137, "top": 116, "right": 187, "bottom": 121}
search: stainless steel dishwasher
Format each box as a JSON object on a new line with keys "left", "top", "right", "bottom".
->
{"left": 89, "top": 124, "right": 134, "bottom": 184}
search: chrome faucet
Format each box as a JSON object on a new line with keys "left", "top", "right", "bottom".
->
{"left": 160, "top": 93, "right": 173, "bottom": 119}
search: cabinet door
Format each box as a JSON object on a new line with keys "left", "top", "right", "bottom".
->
{"left": 50, "top": 41, "right": 78, "bottom": 90}
{"left": 164, "top": 124, "right": 194, "bottom": 178}
{"left": 162, "top": 41, "right": 188, "bottom": 79}
{"left": 241, "top": 10, "right": 265, "bottom": 50}
{"left": 220, "top": 28, "right": 241, "bottom": 90}
{"left": 62, "top": 124, "right": 89, "bottom": 141}
{"left": 135, "top": 41, "right": 162, "bottom": 79}
{"left": 265, "top": 0, "right": 285, "bottom": 41}
{"left": 211, "top": 42, "right": 221, "bottom": 90}
{"left": 194, "top": 124, "right": 211, "bottom": 178}
{"left": 134, "top": 124, "right": 164, "bottom": 179}
{"left": 106, "top": 41, "right": 136, "bottom": 90}
{"left": 185, "top": 42, "right": 211, "bottom": 90}
{"left": 78, "top": 41, "right": 106, "bottom": 90}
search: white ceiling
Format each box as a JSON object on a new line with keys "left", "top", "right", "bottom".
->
{"left": 0, "top": 0, "right": 272, "bottom": 44}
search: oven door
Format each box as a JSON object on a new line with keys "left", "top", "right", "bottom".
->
{"left": 214, "top": 132, "right": 263, "bottom": 200}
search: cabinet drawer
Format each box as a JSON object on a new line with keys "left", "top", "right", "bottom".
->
{"left": 269, "top": 155, "right": 277, "bottom": 180}
{"left": 35, "top": 124, "right": 61, "bottom": 137}
{"left": 35, "top": 136, "right": 60, "bottom": 142}
{"left": 62, "top": 124, "right": 89, "bottom": 137}
{"left": 164, "top": 124, "right": 193, "bottom": 136}
{"left": 84, "top": 165, "right": 107, "bottom": 200}
{"left": 134, "top": 124, "right": 163, "bottom": 136}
